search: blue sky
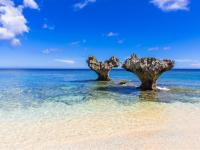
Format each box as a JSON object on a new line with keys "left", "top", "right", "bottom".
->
{"left": 0, "top": 0, "right": 200, "bottom": 68}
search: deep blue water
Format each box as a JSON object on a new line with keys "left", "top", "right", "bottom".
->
{"left": 0, "top": 69, "right": 200, "bottom": 115}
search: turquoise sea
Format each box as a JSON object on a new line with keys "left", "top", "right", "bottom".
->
{"left": 0, "top": 69, "right": 200, "bottom": 120}
{"left": 0, "top": 69, "right": 200, "bottom": 107}
{"left": 1, "top": 69, "right": 200, "bottom": 149}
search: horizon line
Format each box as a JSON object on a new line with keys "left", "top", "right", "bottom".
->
{"left": 0, "top": 68, "right": 200, "bottom": 70}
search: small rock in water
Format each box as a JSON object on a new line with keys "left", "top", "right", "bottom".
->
{"left": 119, "top": 80, "right": 128, "bottom": 85}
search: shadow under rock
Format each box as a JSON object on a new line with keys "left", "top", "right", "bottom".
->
{"left": 69, "top": 79, "right": 98, "bottom": 83}
{"left": 69, "top": 80, "right": 200, "bottom": 104}
{"left": 95, "top": 85, "right": 139, "bottom": 95}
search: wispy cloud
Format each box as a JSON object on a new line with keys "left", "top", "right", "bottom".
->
{"left": 175, "top": 59, "right": 199, "bottom": 63}
{"left": 106, "top": 32, "right": 118, "bottom": 37}
{"left": 151, "top": 0, "right": 190, "bottom": 11}
{"left": 74, "top": 0, "right": 96, "bottom": 10}
{"left": 191, "top": 63, "right": 200, "bottom": 68}
{"left": 0, "top": 0, "right": 39, "bottom": 46}
{"left": 70, "top": 40, "right": 86, "bottom": 46}
{"left": 148, "top": 47, "right": 160, "bottom": 51}
{"left": 43, "top": 24, "right": 55, "bottom": 30}
{"left": 163, "top": 46, "right": 171, "bottom": 50}
{"left": 54, "top": 59, "right": 75, "bottom": 64}
{"left": 104, "top": 32, "right": 124, "bottom": 44}
{"left": 70, "top": 41, "right": 80, "bottom": 45}
{"left": 117, "top": 39, "right": 124, "bottom": 44}
{"left": 148, "top": 46, "right": 171, "bottom": 51}
{"left": 42, "top": 48, "right": 59, "bottom": 54}
{"left": 11, "top": 38, "right": 21, "bottom": 46}
{"left": 175, "top": 59, "right": 200, "bottom": 68}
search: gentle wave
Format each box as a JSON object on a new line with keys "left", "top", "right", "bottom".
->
{"left": 157, "top": 86, "right": 170, "bottom": 91}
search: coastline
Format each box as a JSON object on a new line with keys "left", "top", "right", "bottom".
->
{"left": 1, "top": 101, "right": 200, "bottom": 150}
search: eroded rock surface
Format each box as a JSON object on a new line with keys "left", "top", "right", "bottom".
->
{"left": 123, "top": 54, "right": 175, "bottom": 90}
{"left": 87, "top": 56, "right": 120, "bottom": 81}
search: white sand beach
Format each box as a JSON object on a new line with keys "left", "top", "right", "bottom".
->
{"left": 1, "top": 101, "right": 200, "bottom": 150}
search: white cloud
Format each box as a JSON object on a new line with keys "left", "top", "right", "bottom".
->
{"left": 74, "top": 0, "right": 96, "bottom": 10}
{"left": 151, "top": 0, "right": 189, "bottom": 11}
{"left": 105, "top": 32, "right": 124, "bottom": 44}
{"left": 70, "top": 40, "right": 87, "bottom": 45}
{"left": 23, "top": 0, "right": 39, "bottom": 9}
{"left": 0, "top": 0, "right": 39, "bottom": 46}
{"left": 191, "top": 63, "right": 200, "bottom": 68}
{"left": 54, "top": 59, "right": 75, "bottom": 65}
{"left": 163, "top": 46, "right": 171, "bottom": 50}
{"left": 175, "top": 59, "right": 199, "bottom": 63}
{"left": 70, "top": 41, "right": 81, "bottom": 45}
{"left": 42, "top": 48, "right": 58, "bottom": 54}
{"left": 148, "top": 47, "right": 160, "bottom": 51}
{"left": 0, "top": 0, "right": 28, "bottom": 40}
{"left": 11, "top": 38, "right": 21, "bottom": 46}
{"left": 148, "top": 46, "right": 171, "bottom": 51}
{"left": 0, "top": 27, "right": 15, "bottom": 40}
{"left": 43, "top": 24, "right": 55, "bottom": 30}
{"left": 175, "top": 59, "right": 200, "bottom": 68}
{"left": 107, "top": 32, "right": 118, "bottom": 37}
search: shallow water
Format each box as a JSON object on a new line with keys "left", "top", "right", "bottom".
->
{"left": 0, "top": 69, "right": 200, "bottom": 121}
{"left": 0, "top": 69, "right": 200, "bottom": 149}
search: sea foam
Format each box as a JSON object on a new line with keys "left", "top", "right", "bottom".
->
{"left": 157, "top": 86, "right": 170, "bottom": 91}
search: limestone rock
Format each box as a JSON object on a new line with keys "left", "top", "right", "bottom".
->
{"left": 119, "top": 80, "right": 128, "bottom": 85}
{"left": 122, "top": 54, "right": 175, "bottom": 90}
{"left": 87, "top": 56, "right": 120, "bottom": 81}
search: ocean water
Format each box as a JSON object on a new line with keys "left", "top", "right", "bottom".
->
{"left": 1, "top": 69, "right": 200, "bottom": 149}
{"left": 0, "top": 69, "right": 200, "bottom": 121}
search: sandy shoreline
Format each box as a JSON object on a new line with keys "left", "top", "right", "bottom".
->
{"left": 1, "top": 102, "right": 200, "bottom": 150}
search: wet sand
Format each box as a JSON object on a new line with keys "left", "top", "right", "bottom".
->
{"left": 1, "top": 102, "right": 200, "bottom": 150}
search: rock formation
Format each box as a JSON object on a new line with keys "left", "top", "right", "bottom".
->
{"left": 119, "top": 80, "right": 128, "bottom": 85}
{"left": 87, "top": 56, "right": 120, "bottom": 81}
{"left": 123, "top": 54, "right": 175, "bottom": 90}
